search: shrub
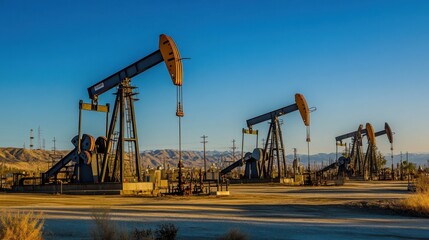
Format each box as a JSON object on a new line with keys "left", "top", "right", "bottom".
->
{"left": 90, "top": 208, "right": 179, "bottom": 240}
{"left": 0, "top": 211, "right": 44, "bottom": 240}
{"left": 129, "top": 224, "right": 179, "bottom": 240}
{"left": 415, "top": 174, "right": 429, "bottom": 193}
{"left": 91, "top": 207, "right": 128, "bottom": 240}
{"left": 155, "top": 223, "right": 178, "bottom": 240}
{"left": 132, "top": 228, "right": 153, "bottom": 240}
{"left": 218, "top": 228, "right": 248, "bottom": 240}
{"left": 400, "top": 192, "right": 429, "bottom": 216}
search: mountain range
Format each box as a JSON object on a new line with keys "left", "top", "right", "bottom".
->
{"left": 0, "top": 147, "right": 428, "bottom": 173}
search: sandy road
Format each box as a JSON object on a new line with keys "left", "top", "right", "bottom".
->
{"left": 1, "top": 181, "right": 428, "bottom": 239}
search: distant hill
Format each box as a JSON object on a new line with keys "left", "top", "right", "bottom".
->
{"left": 0, "top": 148, "right": 427, "bottom": 173}
{"left": 0, "top": 147, "right": 68, "bottom": 172}
{"left": 140, "top": 149, "right": 237, "bottom": 169}
{"left": 0, "top": 148, "right": 239, "bottom": 173}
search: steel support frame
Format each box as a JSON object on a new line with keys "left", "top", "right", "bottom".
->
{"left": 261, "top": 117, "right": 286, "bottom": 179}
{"left": 349, "top": 136, "right": 364, "bottom": 176}
{"left": 363, "top": 143, "right": 377, "bottom": 180}
{"left": 100, "top": 79, "right": 142, "bottom": 183}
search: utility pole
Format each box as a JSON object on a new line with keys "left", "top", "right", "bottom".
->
{"left": 400, "top": 151, "right": 403, "bottom": 180}
{"left": 391, "top": 143, "right": 394, "bottom": 180}
{"left": 231, "top": 139, "right": 237, "bottom": 160}
{"left": 0, "top": 157, "right": 4, "bottom": 190}
{"left": 406, "top": 151, "right": 409, "bottom": 181}
{"left": 201, "top": 135, "right": 208, "bottom": 180}
{"left": 293, "top": 148, "right": 297, "bottom": 175}
{"left": 52, "top": 137, "right": 57, "bottom": 155}
{"left": 51, "top": 137, "right": 57, "bottom": 168}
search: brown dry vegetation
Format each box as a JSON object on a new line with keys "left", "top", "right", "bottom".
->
{"left": 0, "top": 211, "right": 44, "bottom": 240}
{"left": 90, "top": 207, "right": 179, "bottom": 240}
{"left": 399, "top": 174, "right": 429, "bottom": 216}
{"left": 400, "top": 193, "right": 429, "bottom": 215}
{"left": 352, "top": 175, "right": 429, "bottom": 217}
{"left": 414, "top": 173, "right": 429, "bottom": 193}
{"left": 356, "top": 175, "right": 429, "bottom": 217}
{"left": 90, "top": 207, "right": 128, "bottom": 240}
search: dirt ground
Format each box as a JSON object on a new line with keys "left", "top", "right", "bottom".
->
{"left": 1, "top": 181, "right": 428, "bottom": 239}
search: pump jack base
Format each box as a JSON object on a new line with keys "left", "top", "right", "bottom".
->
{"left": 13, "top": 182, "right": 156, "bottom": 195}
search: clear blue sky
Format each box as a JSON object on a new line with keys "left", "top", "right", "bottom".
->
{"left": 0, "top": 0, "right": 428, "bottom": 156}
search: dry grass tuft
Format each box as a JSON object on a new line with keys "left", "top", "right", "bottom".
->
{"left": 218, "top": 228, "right": 248, "bottom": 240}
{"left": 90, "top": 207, "right": 179, "bottom": 240}
{"left": 400, "top": 174, "right": 429, "bottom": 216}
{"left": 400, "top": 193, "right": 429, "bottom": 216}
{"left": 90, "top": 207, "right": 127, "bottom": 240}
{"left": 415, "top": 174, "right": 429, "bottom": 193}
{"left": 0, "top": 211, "right": 44, "bottom": 240}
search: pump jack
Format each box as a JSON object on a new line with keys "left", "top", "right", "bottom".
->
{"left": 325, "top": 122, "right": 393, "bottom": 181}
{"left": 316, "top": 129, "right": 361, "bottom": 183}
{"left": 91, "top": 34, "right": 183, "bottom": 184}
{"left": 248, "top": 94, "right": 310, "bottom": 179}
{"left": 363, "top": 122, "right": 394, "bottom": 180}
{"left": 221, "top": 94, "right": 310, "bottom": 180}
{"left": 41, "top": 34, "right": 184, "bottom": 187}
{"left": 376, "top": 123, "right": 394, "bottom": 179}
{"left": 335, "top": 124, "right": 365, "bottom": 177}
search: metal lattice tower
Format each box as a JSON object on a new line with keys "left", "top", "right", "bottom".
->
{"left": 231, "top": 139, "right": 237, "bottom": 160}
{"left": 38, "top": 126, "right": 42, "bottom": 150}
{"left": 30, "top": 129, "right": 34, "bottom": 150}
{"left": 52, "top": 137, "right": 57, "bottom": 154}
{"left": 201, "top": 135, "right": 208, "bottom": 179}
